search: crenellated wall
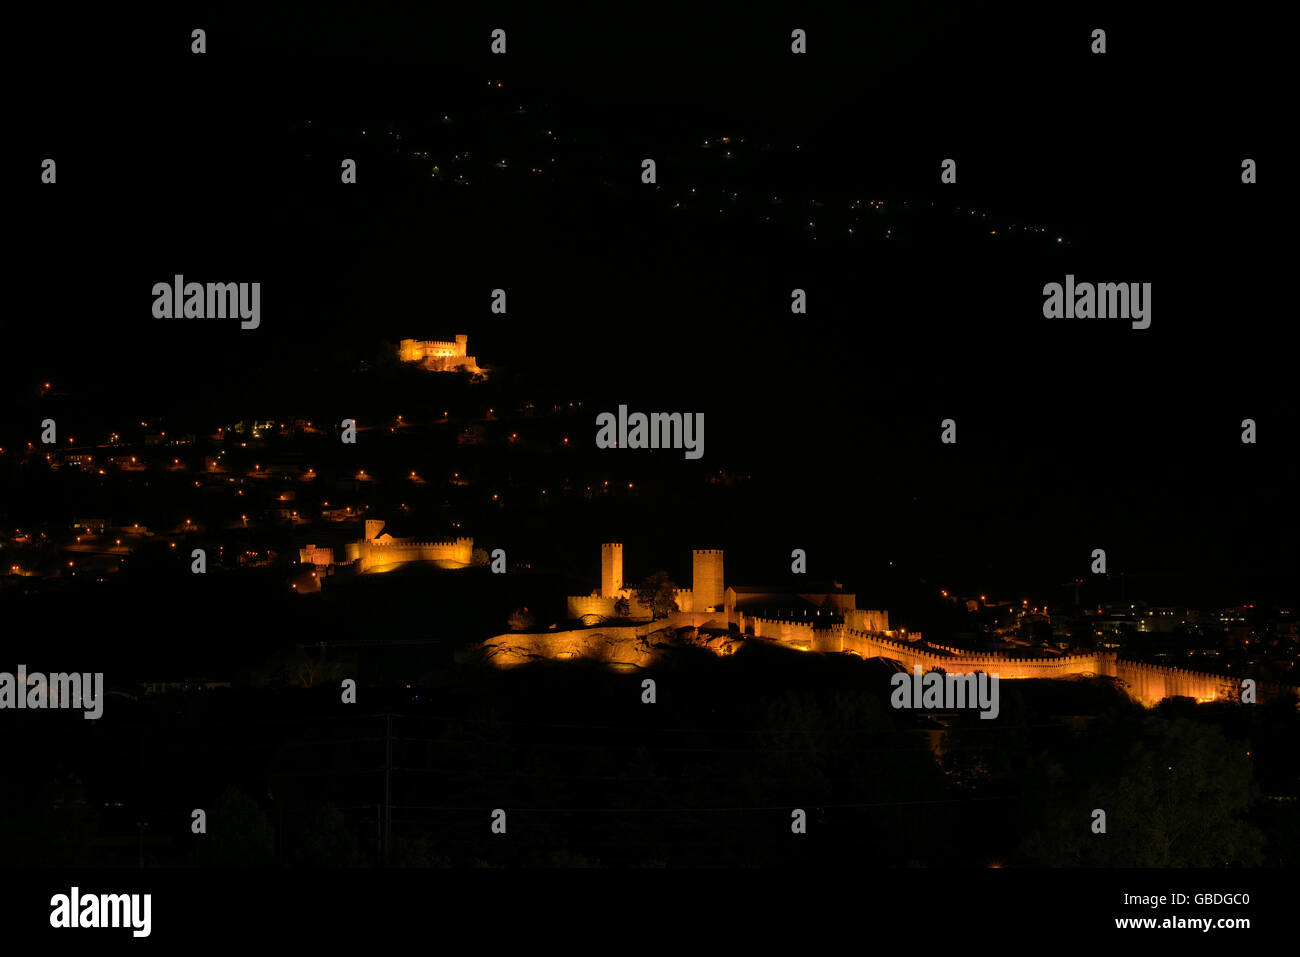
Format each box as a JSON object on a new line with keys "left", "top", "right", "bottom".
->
{"left": 555, "top": 545, "right": 1299, "bottom": 708}
{"left": 820, "top": 631, "right": 1297, "bottom": 707}
{"left": 845, "top": 608, "right": 889, "bottom": 633}
{"left": 343, "top": 535, "right": 474, "bottom": 572}
{"left": 1111, "top": 658, "right": 1239, "bottom": 705}
{"left": 673, "top": 587, "right": 695, "bottom": 613}
{"left": 299, "top": 544, "right": 334, "bottom": 566}
{"left": 748, "top": 616, "right": 816, "bottom": 645}
{"left": 398, "top": 335, "right": 479, "bottom": 372}
{"left": 566, "top": 590, "right": 657, "bottom": 620}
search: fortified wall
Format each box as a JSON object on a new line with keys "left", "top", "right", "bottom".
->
{"left": 343, "top": 535, "right": 473, "bottom": 573}
{"left": 825, "top": 631, "right": 1297, "bottom": 707}
{"left": 299, "top": 519, "right": 473, "bottom": 573}
{"left": 556, "top": 545, "right": 1299, "bottom": 708}
{"left": 398, "top": 335, "right": 480, "bottom": 373}
{"left": 566, "top": 543, "right": 723, "bottom": 620}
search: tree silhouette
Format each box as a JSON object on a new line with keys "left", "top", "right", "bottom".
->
{"left": 1019, "top": 714, "right": 1263, "bottom": 866}
{"left": 196, "top": 786, "right": 276, "bottom": 867}
{"left": 634, "top": 571, "right": 678, "bottom": 620}
{"left": 295, "top": 803, "right": 361, "bottom": 867}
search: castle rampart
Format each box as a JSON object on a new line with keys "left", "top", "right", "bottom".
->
{"left": 344, "top": 535, "right": 473, "bottom": 572}
{"left": 398, "top": 335, "right": 480, "bottom": 372}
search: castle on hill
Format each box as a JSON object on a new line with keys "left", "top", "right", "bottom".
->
{"left": 566, "top": 542, "right": 892, "bottom": 639}
{"left": 300, "top": 520, "right": 473, "bottom": 574}
{"left": 398, "top": 334, "right": 481, "bottom": 373}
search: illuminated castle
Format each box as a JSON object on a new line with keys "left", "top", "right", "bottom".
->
{"left": 398, "top": 335, "right": 481, "bottom": 373}
{"left": 545, "top": 544, "right": 1300, "bottom": 707}
{"left": 300, "top": 520, "right": 473, "bottom": 573}
{"left": 566, "top": 542, "right": 890, "bottom": 634}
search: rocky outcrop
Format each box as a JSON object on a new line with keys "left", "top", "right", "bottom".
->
{"left": 457, "top": 623, "right": 745, "bottom": 668}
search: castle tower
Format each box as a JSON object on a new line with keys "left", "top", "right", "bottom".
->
{"left": 601, "top": 543, "right": 623, "bottom": 597}
{"left": 454, "top": 334, "right": 469, "bottom": 356}
{"left": 364, "top": 519, "right": 385, "bottom": 541}
{"left": 693, "top": 549, "right": 724, "bottom": 611}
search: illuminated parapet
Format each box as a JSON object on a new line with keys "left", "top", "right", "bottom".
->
{"left": 343, "top": 534, "right": 474, "bottom": 572}
{"left": 299, "top": 544, "right": 334, "bottom": 566}
{"left": 398, "top": 335, "right": 479, "bottom": 372}
{"left": 845, "top": 609, "right": 890, "bottom": 633}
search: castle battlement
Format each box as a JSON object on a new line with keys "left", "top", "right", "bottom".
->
{"left": 303, "top": 523, "right": 475, "bottom": 573}
{"left": 365, "top": 537, "right": 473, "bottom": 549}
{"left": 398, "top": 334, "right": 481, "bottom": 373}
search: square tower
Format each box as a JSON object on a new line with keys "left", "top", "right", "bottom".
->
{"left": 601, "top": 543, "right": 623, "bottom": 597}
{"left": 693, "top": 549, "right": 724, "bottom": 611}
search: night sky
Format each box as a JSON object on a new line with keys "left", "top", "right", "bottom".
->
{"left": 6, "top": 2, "right": 1295, "bottom": 606}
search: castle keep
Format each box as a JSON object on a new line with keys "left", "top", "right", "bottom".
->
{"left": 300, "top": 520, "right": 473, "bottom": 573}
{"left": 398, "top": 334, "right": 481, "bottom": 373}
{"left": 566, "top": 542, "right": 890, "bottom": 635}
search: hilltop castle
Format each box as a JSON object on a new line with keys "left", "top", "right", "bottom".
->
{"left": 566, "top": 542, "right": 891, "bottom": 637}
{"left": 300, "top": 520, "right": 473, "bottom": 574}
{"left": 538, "top": 542, "right": 1300, "bottom": 707}
{"left": 398, "top": 335, "right": 481, "bottom": 373}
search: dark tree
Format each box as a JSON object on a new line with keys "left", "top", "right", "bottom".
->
{"left": 635, "top": 571, "right": 678, "bottom": 620}
{"left": 1018, "top": 714, "right": 1263, "bottom": 866}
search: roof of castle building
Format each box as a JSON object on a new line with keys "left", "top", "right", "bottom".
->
{"left": 733, "top": 595, "right": 844, "bottom": 620}
{"left": 728, "top": 582, "right": 849, "bottom": 594}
